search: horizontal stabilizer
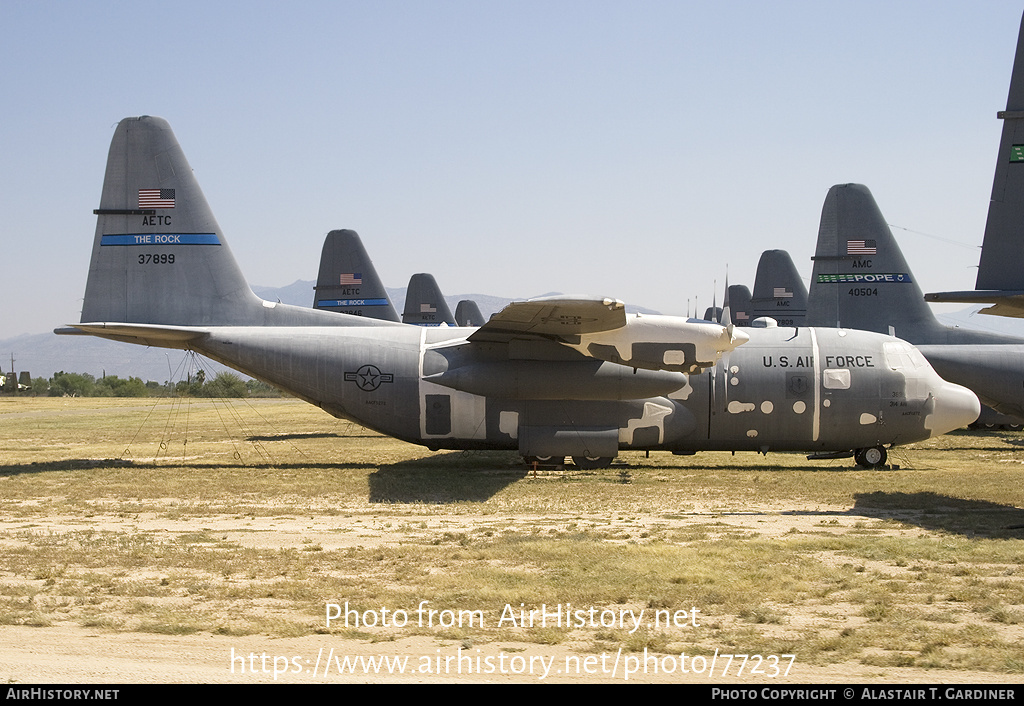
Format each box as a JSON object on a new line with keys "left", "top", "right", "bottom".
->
{"left": 58, "top": 322, "right": 209, "bottom": 348}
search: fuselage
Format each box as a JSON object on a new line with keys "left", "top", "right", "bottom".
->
{"left": 185, "top": 321, "right": 978, "bottom": 457}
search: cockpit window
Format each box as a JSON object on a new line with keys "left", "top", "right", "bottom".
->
{"left": 883, "top": 341, "right": 927, "bottom": 371}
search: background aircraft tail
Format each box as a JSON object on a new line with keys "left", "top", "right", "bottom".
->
{"left": 702, "top": 306, "right": 723, "bottom": 323}
{"left": 976, "top": 12, "right": 1024, "bottom": 291}
{"left": 750, "top": 249, "right": 807, "bottom": 326}
{"left": 726, "top": 284, "right": 752, "bottom": 327}
{"left": 455, "top": 299, "right": 485, "bottom": 326}
{"left": 806, "top": 183, "right": 942, "bottom": 339}
{"left": 78, "top": 116, "right": 378, "bottom": 330}
{"left": 313, "top": 229, "right": 400, "bottom": 321}
{"left": 402, "top": 273, "right": 455, "bottom": 326}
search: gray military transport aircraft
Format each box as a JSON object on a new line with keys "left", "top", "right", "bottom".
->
{"left": 56, "top": 117, "right": 980, "bottom": 469}
{"left": 806, "top": 183, "right": 1024, "bottom": 424}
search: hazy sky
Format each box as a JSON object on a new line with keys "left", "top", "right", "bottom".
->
{"left": 3, "top": 1, "right": 1023, "bottom": 335}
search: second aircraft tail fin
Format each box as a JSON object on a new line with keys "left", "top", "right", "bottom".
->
{"left": 403, "top": 273, "right": 456, "bottom": 326}
{"left": 750, "top": 249, "right": 807, "bottom": 326}
{"left": 313, "top": 229, "right": 400, "bottom": 321}
{"left": 726, "top": 284, "right": 752, "bottom": 327}
{"left": 977, "top": 12, "right": 1024, "bottom": 291}
{"left": 455, "top": 300, "right": 485, "bottom": 327}
{"left": 806, "top": 183, "right": 938, "bottom": 338}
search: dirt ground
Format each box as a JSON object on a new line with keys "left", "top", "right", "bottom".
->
{"left": 0, "top": 505, "right": 1019, "bottom": 684}
{"left": 1, "top": 398, "right": 1023, "bottom": 684}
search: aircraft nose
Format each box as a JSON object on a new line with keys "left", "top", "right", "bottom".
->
{"left": 926, "top": 381, "right": 981, "bottom": 437}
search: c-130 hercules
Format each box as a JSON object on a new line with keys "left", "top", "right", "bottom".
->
{"left": 57, "top": 117, "right": 979, "bottom": 468}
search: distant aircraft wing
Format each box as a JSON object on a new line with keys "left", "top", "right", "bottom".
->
{"left": 924, "top": 290, "right": 1024, "bottom": 318}
{"left": 468, "top": 297, "right": 627, "bottom": 343}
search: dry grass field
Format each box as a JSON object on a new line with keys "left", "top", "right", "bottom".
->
{"left": 1, "top": 396, "right": 1023, "bottom": 683}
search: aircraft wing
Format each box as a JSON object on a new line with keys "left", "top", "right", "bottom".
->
{"left": 466, "top": 296, "right": 746, "bottom": 373}
{"left": 468, "top": 297, "right": 627, "bottom": 343}
{"left": 924, "top": 290, "right": 1024, "bottom": 318}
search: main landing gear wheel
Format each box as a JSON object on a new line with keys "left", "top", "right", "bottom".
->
{"left": 854, "top": 446, "right": 887, "bottom": 469}
{"left": 572, "top": 456, "right": 613, "bottom": 470}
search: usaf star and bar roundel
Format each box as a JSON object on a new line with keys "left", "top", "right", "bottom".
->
{"left": 344, "top": 364, "right": 395, "bottom": 392}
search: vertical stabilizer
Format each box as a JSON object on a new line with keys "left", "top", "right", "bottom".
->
{"left": 702, "top": 306, "right": 723, "bottom": 323}
{"left": 403, "top": 274, "right": 456, "bottom": 326}
{"left": 455, "top": 300, "right": 485, "bottom": 326}
{"left": 977, "top": 13, "right": 1024, "bottom": 290}
{"left": 806, "top": 184, "right": 937, "bottom": 337}
{"left": 81, "top": 116, "right": 264, "bottom": 325}
{"left": 750, "top": 250, "right": 807, "bottom": 326}
{"left": 313, "top": 230, "right": 400, "bottom": 321}
{"left": 726, "top": 285, "right": 752, "bottom": 327}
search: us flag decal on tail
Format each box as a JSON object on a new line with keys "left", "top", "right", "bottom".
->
{"left": 138, "top": 189, "right": 175, "bottom": 209}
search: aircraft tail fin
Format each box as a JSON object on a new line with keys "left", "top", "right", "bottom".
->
{"left": 81, "top": 116, "right": 266, "bottom": 326}
{"left": 806, "top": 183, "right": 936, "bottom": 337}
{"left": 78, "top": 116, "right": 375, "bottom": 330}
{"left": 313, "top": 229, "right": 400, "bottom": 321}
{"left": 976, "top": 12, "right": 1024, "bottom": 290}
{"left": 455, "top": 299, "right": 485, "bottom": 326}
{"left": 702, "top": 306, "right": 723, "bottom": 323}
{"left": 402, "top": 273, "right": 455, "bottom": 326}
{"left": 726, "top": 284, "right": 752, "bottom": 327}
{"left": 750, "top": 249, "right": 807, "bottom": 326}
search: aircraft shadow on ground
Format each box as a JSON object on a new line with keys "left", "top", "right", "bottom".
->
{"left": 0, "top": 459, "right": 148, "bottom": 477}
{"left": 849, "top": 491, "right": 1024, "bottom": 538}
{"left": 0, "top": 459, "right": 383, "bottom": 477}
{"left": 368, "top": 451, "right": 527, "bottom": 503}
{"left": 245, "top": 432, "right": 351, "bottom": 441}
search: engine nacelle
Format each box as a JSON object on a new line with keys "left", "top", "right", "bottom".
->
{"left": 562, "top": 314, "right": 749, "bottom": 373}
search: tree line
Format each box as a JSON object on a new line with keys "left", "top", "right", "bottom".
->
{"left": 33, "top": 371, "right": 285, "bottom": 398}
